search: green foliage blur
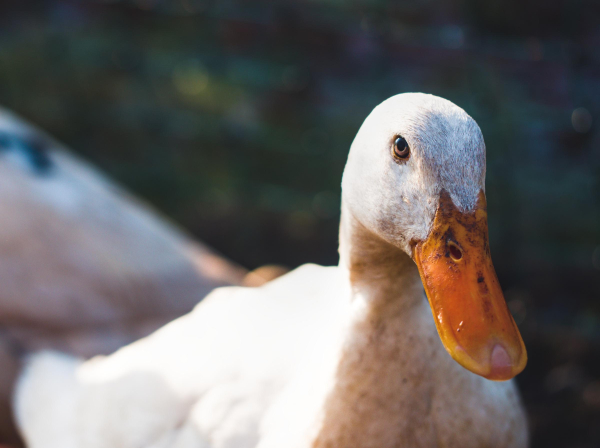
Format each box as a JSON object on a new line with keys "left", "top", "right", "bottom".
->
{"left": 0, "top": 1, "right": 599, "bottom": 446}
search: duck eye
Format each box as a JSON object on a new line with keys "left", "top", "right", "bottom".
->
{"left": 393, "top": 136, "right": 410, "bottom": 160}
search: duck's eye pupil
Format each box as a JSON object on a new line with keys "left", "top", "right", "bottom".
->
{"left": 393, "top": 136, "right": 410, "bottom": 159}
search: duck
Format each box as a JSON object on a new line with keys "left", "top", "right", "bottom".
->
{"left": 13, "top": 93, "right": 529, "bottom": 448}
{"left": 0, "top": 107, "right": 247, "bottom": 446}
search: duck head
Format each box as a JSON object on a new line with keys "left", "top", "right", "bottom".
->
{"left": 341, "top": 93, "right": 527, "bottom": 381}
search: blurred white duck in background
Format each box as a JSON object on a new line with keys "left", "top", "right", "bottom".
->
{"left": 0, "top": 108, "right": 248, "bottom": 446}
{"left": 15, "top": 93, "right": 529, "bottom": 448}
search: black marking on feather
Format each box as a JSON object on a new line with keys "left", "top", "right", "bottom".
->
{"left": 0, "top": 131, "right": 54, "bottom": 175}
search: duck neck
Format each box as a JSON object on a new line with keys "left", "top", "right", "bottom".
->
{"left": 338, "top": 203, "right": 423, "bottom": 307}
{"left": 308, "top": 205, "right": 439, "bottom": 447}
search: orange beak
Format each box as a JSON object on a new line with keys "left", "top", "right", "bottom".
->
{"left": 413, "top": 190, "right": 527, "bottom": 381}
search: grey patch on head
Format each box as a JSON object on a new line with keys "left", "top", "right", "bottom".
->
{"left": 0, "top": 131, "right": 54, "bottom": 176}
{"left": 396, "top": 94, "right": 485, "bottom": 212}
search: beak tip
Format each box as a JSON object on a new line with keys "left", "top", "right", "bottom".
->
{"left": 481, "top": 343, "right": 526, "bottom": 381}
{"left": 488, "top": 344, "right": 513, "bottom": 380}
{"left": 491, "top": 344, "right": 511, "bottom": 366}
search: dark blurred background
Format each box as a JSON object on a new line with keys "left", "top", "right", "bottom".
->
{"left": 0, "top": 0, "right": 599, "bottom": 446}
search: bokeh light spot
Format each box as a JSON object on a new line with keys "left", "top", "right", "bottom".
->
{"left": 173, "top": 60, "right": 209, "bottom": 97}
{"left": 572, "top": 107, "right": 593, "bottom": 133}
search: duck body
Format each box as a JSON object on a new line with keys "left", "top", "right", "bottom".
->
{"left": 14, "top": 93, "right": 529, "bottom": 447}
{"left": 16, "top": 263, "right": 526, "bottom": 448}
{"left": 0, "top": 107, "right": 245, "bottom": 445}
{"left": 0, "top": 107, "right": 245, "bottom": 347}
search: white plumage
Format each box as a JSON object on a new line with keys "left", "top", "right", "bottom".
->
{"left": 14, "top": 93, "right": 528, "bottom": 448}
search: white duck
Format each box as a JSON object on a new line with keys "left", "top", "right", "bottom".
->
{"left": 14, "top": 93, "right": 529, "bottom": 448}
{"left": 0, "top": 108, "right": 246, "bottom": 445}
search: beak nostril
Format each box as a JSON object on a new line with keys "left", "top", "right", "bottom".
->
{"left": 448, "top": 241, "right": 463, "bottom": 261}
